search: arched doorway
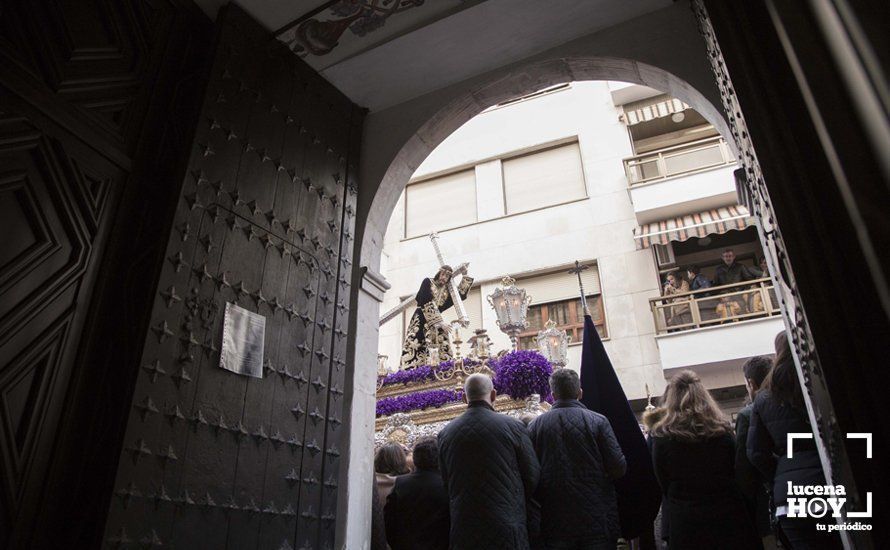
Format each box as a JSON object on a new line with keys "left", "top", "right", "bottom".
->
{"left": 341, "top": 56, "right": 758, "bottom": 545}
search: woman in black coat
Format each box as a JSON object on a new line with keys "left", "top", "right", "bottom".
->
{"left": 747, "top": 332, "right": 842, "bottom": 549}
{"left": 650, "top": 370, "right": 760, "bottom": 549}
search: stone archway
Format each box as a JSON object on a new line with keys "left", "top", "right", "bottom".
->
{"left": 340, "top": 55, "right": 737, "bottom": 546}
{"left": 361, "top": 57, "right": 732, "bottom": 272}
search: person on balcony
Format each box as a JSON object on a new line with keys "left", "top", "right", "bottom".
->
{"left": 749, "top": 258, "right": 772, "bottom": 314}
{"left": 714, "top": 249, "right": 760, "bottom": 286}
{"left": 715, "top": 248, "right": 760, "bottom": 316}
{"left": 664, "top": 272, "right": 692, "bottom": 328}
{"left": 757, "top": 256, "right": 769, "bottom": 277}
{"left": 686, "top": 265, "right": 713, "bottom": 292}
{"left": 716, "top": 295, "right": 742, "bottom": 321}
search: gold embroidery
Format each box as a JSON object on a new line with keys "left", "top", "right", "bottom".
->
{"left": 421, "top": 301, "right": 443, "bottom": 326}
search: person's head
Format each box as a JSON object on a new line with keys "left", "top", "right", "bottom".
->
{"left": 742, "top": 356, "right": 772, "bottom": 400}
{"left": 722, "top": 248, "right": 736, "bottom": 266}
{"left": 763, "top": 331, "right": 804, "bottom": 409}
{"left": 434, "top": 265, "right": 453, "bottom": 285}
{"left": 759, "top": 256, "right": 768, "bottom": 273}
{"left": 686, "top": 265, "right": 701, "bottom": 280}
{"left": 549, "top": 368, "right": 583, "bottom": 401}
{"left": 651, "top": 370, "right": 731, "bottom": 440}
{"left": 411, "top": 436, "right": 439, "bottom": 472}
{"left": 374, "top": 442, "right": 410, "bottom": 475}
{"left": 464, "top": 373, "right": 496, "bottom": 404}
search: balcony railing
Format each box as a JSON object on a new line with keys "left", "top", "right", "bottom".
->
{"left": 650, "top": 278, "right": 780, "bottom": 335}
{"left": 624, "top": 136, "right": 736, "bottom": 186}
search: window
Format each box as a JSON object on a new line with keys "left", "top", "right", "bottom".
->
{"left": 502, "top": 142, "right": 587, "bottom": 215}
{"left": 518, "top": 295, "right": 606, "bottom": 350}
{"left": 513, "top": 265, "right": 606, "bottom": 349}
{"left": 405, "top": 170, "right": 477, "bottom": 238}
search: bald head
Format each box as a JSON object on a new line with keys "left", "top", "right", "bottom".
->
{"left": 464, "top": 373, "right": 495, "bottom": 403}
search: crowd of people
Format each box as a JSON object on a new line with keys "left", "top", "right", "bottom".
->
{"left": 370, "top": 330, "right": 842, "bottom": 550}
{"left": 663, "top": 248, "right": 771, "bottom": 328}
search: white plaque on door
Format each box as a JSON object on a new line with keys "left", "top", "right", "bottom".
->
{"left": 220, "top": 302, "right": 265, "bottom": 378}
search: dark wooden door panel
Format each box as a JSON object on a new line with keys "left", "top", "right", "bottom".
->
{"left": 1, "top": 0, "right": 156, "bottom": 147}
{"left": 0, "top": 1, "right": 213, "bottom": 548}
{"left": 0, "top": 104, "right": 126, "bottom": 546}
{"left": 102, "top": 5, "right": 362, "bottom": 549}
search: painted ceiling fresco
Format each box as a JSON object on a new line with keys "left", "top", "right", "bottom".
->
{"left": 276, "top": 0, "right": 478, "bottom": 70}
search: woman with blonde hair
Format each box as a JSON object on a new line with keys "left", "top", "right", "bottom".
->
{"left": 650, "top": 370, "right": 759, "bottom": 549}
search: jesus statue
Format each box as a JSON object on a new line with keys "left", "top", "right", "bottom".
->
{"left": 400, "top": 264, "right": 473, "bottom": 369}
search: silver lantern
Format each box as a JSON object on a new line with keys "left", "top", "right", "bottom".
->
{"left": 377, "top": 354, "right": 390, "bottom": 376}
{"left": 487, "top": 276, "right": 531, "bottom": 350}
{"left": 536, "top": 319, "right": 570, "bottom": 368}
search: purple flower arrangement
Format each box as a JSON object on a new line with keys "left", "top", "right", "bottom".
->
{"left": 379, "top": 359, "right": 480, "bottom": 388}
{"left": 376, "top": 389, "right": 463, "bottom": 417}
{"left": 490, "top": 350, "right": 553, "bottom": 401}
{"left": 374, "top": 352, "right": 552, "bottom": 417}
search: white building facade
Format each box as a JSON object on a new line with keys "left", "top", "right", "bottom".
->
{"left": 377, "top": 81, "right": 784, "bottom": 410}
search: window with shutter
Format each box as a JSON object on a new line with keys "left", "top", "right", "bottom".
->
{"left": 502, "top": 141, "right": 587, "bottom": 215}
{"left": 513, "top": 267, "right": 607, "bottom": 348}
{"left": 404, "top": 170, "right": 477, "bottom": 237}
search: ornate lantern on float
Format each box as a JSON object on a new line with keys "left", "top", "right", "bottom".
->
{"left": 469, "top": 328, "right": 492, "bottom": 362}
{"left": 487, "top": 276, "right": 531, "bottom": 350}
{"left": 377, "top": 354, "right": 390, "bottom": 376}
{"left": 376, "top": 354, "right": 389, "bottom": 391}
{"left": 536, "top": 319, "right": 570, "bottom": 368}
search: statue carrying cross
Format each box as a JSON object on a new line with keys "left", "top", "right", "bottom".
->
{"left": 379, "top": 232, "right": 473, "bottom": 370}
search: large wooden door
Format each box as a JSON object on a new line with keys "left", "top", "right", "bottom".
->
{"left": 101, "top": 5, "right": 362, "bottom": 549}
{"left": 0, "top": 97, "right": 128, "bottom": 543}
{"left": 0, "top": 1, "right": 212, "bottom": 547}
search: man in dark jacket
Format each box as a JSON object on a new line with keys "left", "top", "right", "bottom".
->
{"left": 528, "top": 368, "right": 626, "bottom": 549}
{"left": 714, "top": 248, "right": 759, "bottom": 286}
{"left": 385, "top": 436, "right": 450, "bottom": 550}
{"left": 438, "top": 373, "right": 540, "bottom": 550}
{"left": 735, "top": 356, "right": 774, "bottom": 549}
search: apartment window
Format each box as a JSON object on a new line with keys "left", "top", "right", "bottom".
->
{"left": 502, "top": 141, "right": 587, "bottom": 215}
{"left": 513, "top": 266, "right": 606, "bottom": 349}
{"left": 405, "top": 170, "right": 477, "bottom": 238}
{"left": 518, "top": 295, "right": 606, "bottom": 350}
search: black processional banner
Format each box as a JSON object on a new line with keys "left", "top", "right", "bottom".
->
{"left": 579, "top": 315, "right": 661, "bottom": 540}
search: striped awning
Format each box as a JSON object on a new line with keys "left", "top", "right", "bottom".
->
{"left": 625, "top": 98, "right": 690, "bottom": 125}
{"left": 634, "top": 205, "right": 754, "bottom": 250}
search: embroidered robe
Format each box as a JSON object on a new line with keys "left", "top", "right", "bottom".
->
{"left": 400, "top": 275, "right": 473, "bottom": 369}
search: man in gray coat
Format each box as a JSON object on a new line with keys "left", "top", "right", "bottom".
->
{"left": 438, "top": 373, "right": 540, "bottom": 550}
{"left": 528, "top": 368, "right": 626, "bottom": 550}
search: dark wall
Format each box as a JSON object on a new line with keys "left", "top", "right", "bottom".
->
{"left": 702, "top": 0, "right": 888, "bottom": 540}
{"left": 101, "top": 4, "right": 361, "bottom": 549}
{"left": 0, "top": 1, "right": 213, "bottom": 548}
